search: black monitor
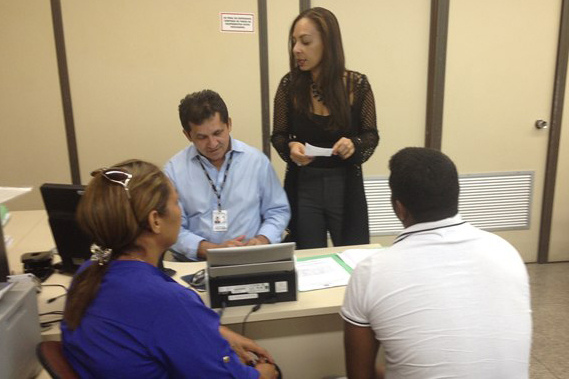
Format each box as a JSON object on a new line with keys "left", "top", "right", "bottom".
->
{"left": 40, "top": 183, "right": 176, "bottom": 276}
{"left": 40, "top": 183, "right": 91, "bottom": 273}
{"left": 0, "top": 224, "right": 9, "bottom": 282}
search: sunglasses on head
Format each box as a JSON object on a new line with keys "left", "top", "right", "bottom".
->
{"left": 91, "top": 168, "right": 133, "bottom": 199}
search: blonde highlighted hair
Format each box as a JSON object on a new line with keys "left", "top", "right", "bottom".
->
{"left": 64, "top": 159, "right": 172, "bottom": 329}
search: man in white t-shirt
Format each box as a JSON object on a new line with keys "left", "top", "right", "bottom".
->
{"left": 341, "top": 147, "right": 532, "bottom": 379}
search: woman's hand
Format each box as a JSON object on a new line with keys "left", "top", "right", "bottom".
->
{"left": 289, "top": 141, "right": 314, "bottom": 166}
{"left": 219, "top": 326, "right": 274, "bottom": 365}
{"left": 332, "top": 137, "right": 355, "bottom": 160}
{"left": 255, "top": 362, "right": 279, "bottom": 379}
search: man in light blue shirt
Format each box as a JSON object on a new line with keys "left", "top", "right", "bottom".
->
{"left": 165, "top": 90, "right": 290, "bottom": 260}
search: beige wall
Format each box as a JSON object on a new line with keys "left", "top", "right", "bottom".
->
{"left": 267, "top": 0, "right": 300, "bottom": 182}
{"left": 1, "top": 1, "right": 568, "bottom": 260}
{"left": 0, "top": 0, "right": 70, "bottom": 210}
{"left": 60, "top": 0, "right": 262, "bottom": 183}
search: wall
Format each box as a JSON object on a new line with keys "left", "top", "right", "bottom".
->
{"left": 1, "top": 0, "right": 567, "bottom": 260}
{"left": 0, "top": 0, "right": 70, "bottom": 209}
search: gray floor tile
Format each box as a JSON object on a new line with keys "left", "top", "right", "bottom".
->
{"left": 527, "top": 262, "right": 569, "bottom": 379}
{"left": 530, "top": 357, "right": 558, "bottom": 379}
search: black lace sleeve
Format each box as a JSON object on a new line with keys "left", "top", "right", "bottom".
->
{"left": 347, "top": 72, "right": 379, "bottom": 165}
{"left": 271, "top": 74, "right": 294, "bottom": 164}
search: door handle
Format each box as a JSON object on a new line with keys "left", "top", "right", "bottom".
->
{"left": 535, "top": 120, "right": 548, "bottom": 129}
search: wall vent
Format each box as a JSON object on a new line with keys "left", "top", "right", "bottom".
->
{"left": 365, "top": 171, "right": 533, "bottom": 236}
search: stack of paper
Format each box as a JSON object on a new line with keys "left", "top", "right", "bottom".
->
{"left": 336, "top": 248, "right": 384, "bottom": 270}
{"left": 295, "top": 248, "right": 384, "bottom": 292}
{"left": 296, "top": 257, "right": 350, "bottom": 291}
{"left": 0, "top": 187, "right": 32, "bottom": 204}
{"left": 0, "top": 186, "right": 32, "bottom": 248}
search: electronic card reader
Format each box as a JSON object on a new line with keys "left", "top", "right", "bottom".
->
{"left": 206, "top": 242, "right": 297, "bottom": 308}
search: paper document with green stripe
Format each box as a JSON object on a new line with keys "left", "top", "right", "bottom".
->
{"left": 296, "top": 248, "right": 383, "bottom": 291}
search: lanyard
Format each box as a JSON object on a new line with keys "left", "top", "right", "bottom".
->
{"left": 197, "top": 151, "right": 234, "bottom": 211}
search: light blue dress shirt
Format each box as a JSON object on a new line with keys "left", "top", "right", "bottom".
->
{"left": 164, "top": 138, "right": 290, "bottom": 260}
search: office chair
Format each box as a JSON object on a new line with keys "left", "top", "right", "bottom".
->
{"left": 36, "top": 341, "right": 79, "bottom": 379}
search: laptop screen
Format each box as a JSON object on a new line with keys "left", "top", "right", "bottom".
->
{"left": 207, "top": 242, "right": 295, "bottom": 267}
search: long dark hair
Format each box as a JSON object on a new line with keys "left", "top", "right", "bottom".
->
{"left": 63, "top": 159, "right": 170, "bottom": 329}
{"left": 288, "top": 7, "right": 350, "bottom": 129}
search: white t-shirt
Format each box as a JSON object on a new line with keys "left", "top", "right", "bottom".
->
{"left": 341, "top": 215, "right": 532, "bottom": 379}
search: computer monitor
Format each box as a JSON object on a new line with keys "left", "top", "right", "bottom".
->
{"left": 40, "top": 183, "right": 91, "bottom": 273}
{"left": 0, "top": 224, "right": 9, "bottom": 282}
{"left": 40, "top": 183, "right": 176, "bottom": 276}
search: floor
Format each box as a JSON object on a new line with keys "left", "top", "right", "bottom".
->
{"left": 528, "top": 262, "right": 569, "bottom": 379}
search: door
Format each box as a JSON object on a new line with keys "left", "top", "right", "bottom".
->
{"left": 443, "top": 0, "right": 561, "bottom": 262}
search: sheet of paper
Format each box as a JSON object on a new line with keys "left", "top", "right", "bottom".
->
{"left": 336, "top": 248, "right": 384, "bottom": 270}
{"left": 3, "top": 235, "right": 13, "bottom": 248}
{"left": 0, "top": 187, "right": 32, "bottom": 204}
{"left": 305, "top": 143, "right": 333, "bottom": 157}
{"left": 296, "top": 257, "right": 351, "bottom": 291}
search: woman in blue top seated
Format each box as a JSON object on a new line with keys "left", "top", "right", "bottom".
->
{"left": 61, "top": 159, "right": 278, "bottom": 379}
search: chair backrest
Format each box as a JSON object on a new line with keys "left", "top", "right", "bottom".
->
{"left": 36, "top": 341, "right": 79, "bottom": 379}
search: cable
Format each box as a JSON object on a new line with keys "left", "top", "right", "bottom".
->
{"left": 217, "top": 301, "right": 227, "bottom": 318}
{"left": 39, "top": 311, "right": 63, "bottom": 317}
{"left": 41, "top": 284, "right": 68, "bottom": 291}
{"left": 47, "top": 293, "right": 67, "bottom": 303}
{"left": 241, "top": 303, "right": 262, "bottom": 337}
{"left": 42, "top": 283, "right": 68, "bottom": 303}
{"left": 39, "top": 311, "right": 64, "bottom": 328}
{"left": 40, "top": 319, "right": 63, "bottom": 328}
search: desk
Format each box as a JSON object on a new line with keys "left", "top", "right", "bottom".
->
{"left": 6, "top": 210, "right": 380, "bottom": 378}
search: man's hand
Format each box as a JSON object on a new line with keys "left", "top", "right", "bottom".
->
{"left": 197, "top": 236, "right": 246, "bottom": 259}
{"left": 219, "top": 326, "right": 274, "bottom": 365}
{"left": 289, "top": 141, "right": 314, "bottom": 167}
{"left": 245, "top": 235, "right": 270, "bottom": 246}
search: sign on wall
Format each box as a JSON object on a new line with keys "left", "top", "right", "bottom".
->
{"left": 220, "top": 12, "right": 255, "bottom": 33}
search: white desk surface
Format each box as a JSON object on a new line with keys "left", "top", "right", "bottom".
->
{"left": 5, "top": 209, "right": 381, "bottom": 326}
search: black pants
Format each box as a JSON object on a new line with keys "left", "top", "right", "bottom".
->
{"left": 296, "top": 166, "right": 347, "bottom": 249}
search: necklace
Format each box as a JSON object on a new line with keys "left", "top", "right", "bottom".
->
{"left": 311, "top": 81, "right": 324, "bottom": 103}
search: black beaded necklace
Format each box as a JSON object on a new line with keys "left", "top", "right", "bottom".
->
{"left": 310, "top": 80, "right": 324, "bottom": 103}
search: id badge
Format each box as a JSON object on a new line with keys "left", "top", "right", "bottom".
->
{"left": 212, "top": 210, "right": 228, "bottom": 232}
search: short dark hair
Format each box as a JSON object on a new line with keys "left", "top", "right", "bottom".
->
{"left": 178, "top": 89, "right": 229, "bottom": 132}
{"left": 389, "top": 147, "right": 459, "bottom": 223}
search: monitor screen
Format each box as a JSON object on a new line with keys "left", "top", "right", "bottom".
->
{"left": 206, "top": 242, "right": 295, "bottom": 267}
{"left": 40, "top": 183, "right": 92, "bottom": 273}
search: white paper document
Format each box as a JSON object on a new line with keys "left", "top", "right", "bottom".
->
{"left": 336, "top": 248, "right": 384, "bottom": 270}
{"left": 296, "top": 257, "right": 351, "bottom": 291}
{"left": 304, "top": 143, "right": 333, "bottom": 157}
{"left": 0, "top": 187, "right": 32, "bottom": 204}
